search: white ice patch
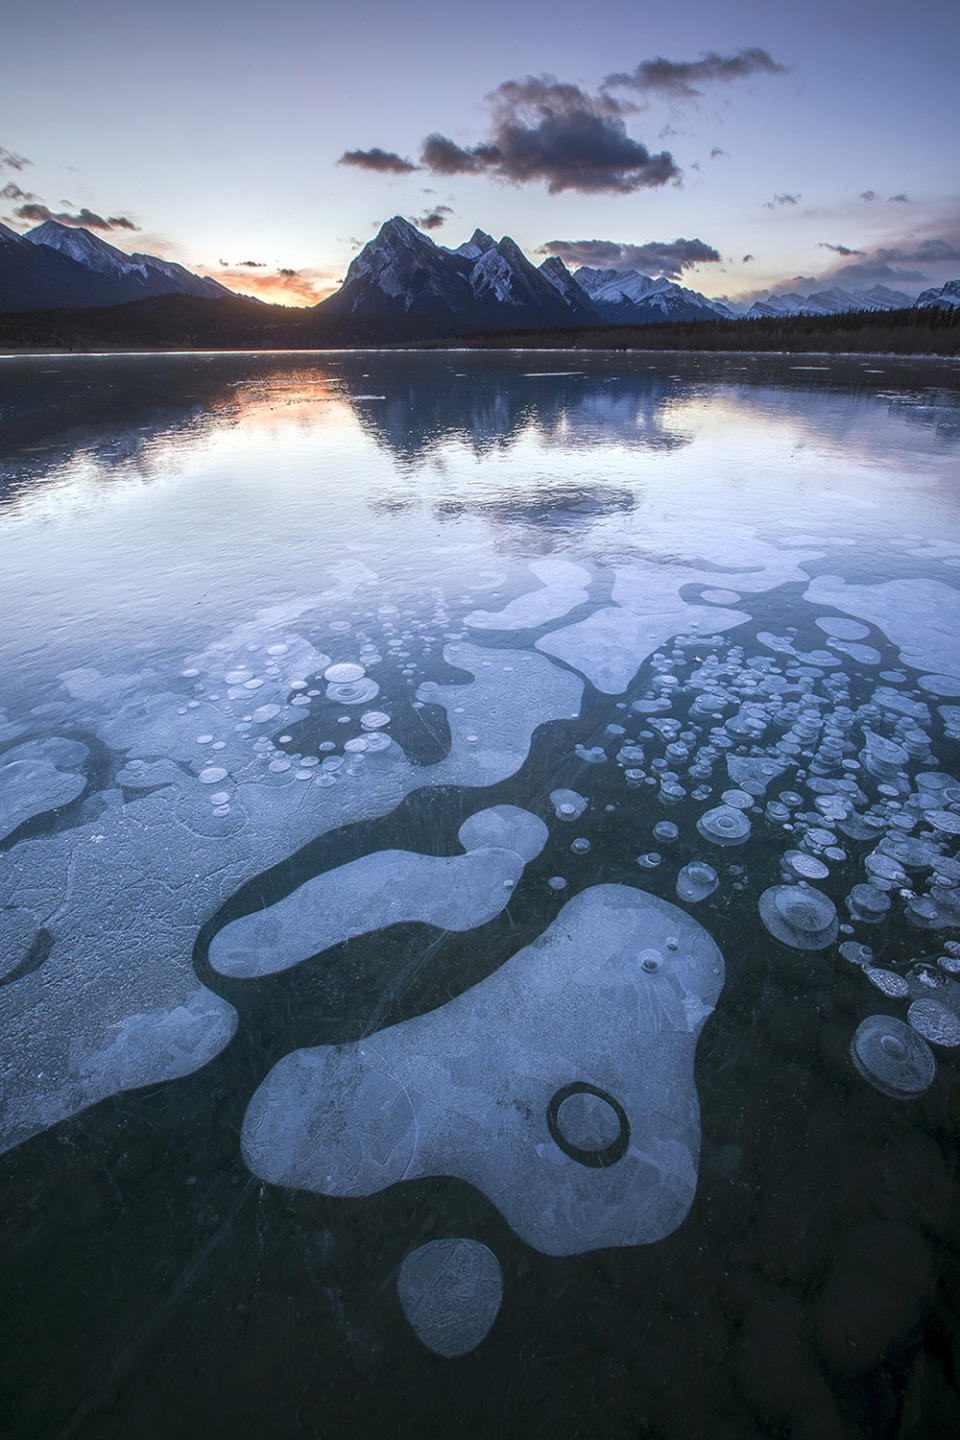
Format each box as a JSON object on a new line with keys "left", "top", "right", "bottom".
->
{"left": 397, "top": 1239, "right": 503, "bottom": 1357}
{"left": 209, "top": 806, "right": 547, "bottom": 979}
{"left": 804, "top": 576, "right": 960, "bottom": 685}
{"left": 0, "top": 738, "right": 88, "bottom": 842}
{"left": 537, "top": 605, "right": 746, "bottom": 695}
{"left": 0, "top": 621, "right": 581, "bottom": 1155}
{"left": 465, "top": 557, "right": 591, "bottom": 632}
{"left": 241, "top": 884, "right": 725, "bottom": 1256}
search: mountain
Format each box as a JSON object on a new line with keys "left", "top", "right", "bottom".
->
{"left": 742, "top": 283, "right": 914, "bottom": 319}
{"left": 0, "top": 222, "right": 146, "bottom": 313}
{"left": 318, "top": 216, "right": 597, "bottom": 329}
{"left": 25, "top": 221, "right": 231, "bottom": 301}
{"left": 916, "top": 280, "right": 960, "bottom": 310}
{"left": 0, "top": 220, "right": 233, "bottom": 312}
{"left": 573, "top": 266, "right": 734, "bottom": 323}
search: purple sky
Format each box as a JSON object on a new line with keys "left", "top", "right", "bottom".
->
{"left": 2, "top": 0, "right": 957, "bottom": 304}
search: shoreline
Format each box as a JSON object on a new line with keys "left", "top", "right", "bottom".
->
{"left": 2, "top": 345, "right": 959, "bottom": 362}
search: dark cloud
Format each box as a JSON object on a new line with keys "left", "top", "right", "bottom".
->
{"left": 873, "top": 239, "right": 960, "bottom": 265}
{"left": 412, "top": 204, "right": 453, "bottom": 231}
{"left": 825, "top": 260, "right": 927, "bottom": 286}
{"left": 539, "top": 235, "right": 720, "bottom": 278}
{"left": 889, "top": 193, "right": 910, "bottom": 203}
{"left": 14, "top": 202, "right": 138, "bottom": 230}
{"left": 278, "top": 268, "right": 297, "bottom": 277}
{"left": 350, "top": 73, "right": 678, "bottom": 197}
{"left": 710, "top": 147, "right": 727, "bottom": 159}
{"left": 423, "top": 75, "right": 678, "bottom": 194}
{"left": 237, "top": 259, "right": 266, "bottom": 267}
{"left": 605, "top": 48, "right": 786, "bottom": 98}
{"left": 338, "top": 147, "right": 419, "bottom": 174}
{"left": 859, "top": 190, "right": 877, "bottom": 202}
{"left": 0, "top": 181, "right": 36, "bottom": 202}
{"left": 742, "top": 253, "right": 755, "bottom": 263}
{"left": 0, "top": 146, "right": 30, "bottom": 172}
{"left": 763, "top": 193, "right": 800, "bottom": 209}
{"left": 818, "top": 242, "right": 864, "bottom": 256}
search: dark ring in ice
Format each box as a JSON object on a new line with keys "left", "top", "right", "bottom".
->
{"left": 546, "top": 1082, "right": 630, "bottom": 1168}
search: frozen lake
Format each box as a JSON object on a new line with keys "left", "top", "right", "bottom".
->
{"left": 1, "top": 349, "right": 959, "bottom": 1438}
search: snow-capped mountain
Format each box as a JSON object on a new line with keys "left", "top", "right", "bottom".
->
{"left": 320, "top": 216, "right": 596, "bottom": 328}
{"left": 25, "top": 221, "right": 231, "bottom": 302}
{"left": 0, "top": 219, "right": 235, "bottom": 312}
{"left": 916, "top": 280, "right": 960, "bottom": 310}
{"left": 319, "top": 217, "right": 736, "bottom": 329}
{"left": 741, "top": 283, "right": 914, "bottom": 319}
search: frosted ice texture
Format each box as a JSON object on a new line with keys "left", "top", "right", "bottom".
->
{"left": 805, "top": 576, "right": 960, "bottom": 687}
{"left": 396, "top": 1239, "right": 503, "bottom": 1357}
{"left": 241, "top": 884, "right": 725, "bottom": 1256}
{"left": 535, "top": 531, "right": 818, "bottom": 694}
{"left": 209, "top": 806, "right": 548, "bottom": 979}
{"left": 0, "top": 738, "right": 88, "bottom": 842}
{"left": 465, "top": 557, "right": 590, "bottom": 631}
{"left": 0, "top": 602, "right": 582, "bottom": 1154}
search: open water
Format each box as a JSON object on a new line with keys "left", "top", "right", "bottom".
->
{"left": 1, "top": 349, "right": 959, "bottom": 1438}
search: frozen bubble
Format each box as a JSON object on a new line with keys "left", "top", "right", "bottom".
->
{"left": 241, "top": 885, "right": 725, "bottom": 1254}
{"left": 652, "top": 821, "right": 679, "bottom": 844}
{"left": 784, "top": 851, "right": 830, "bottom": 881}
{"left": 676, "top": 862, "right": 719, "bottom": 904}
{"left": 243, "top": 677, "right": 264, "bottom": 690}
{"left": 251, "top": 704, "right": 282, "bottom": 724}
{"left": 839, "top": 941, "right": 873, "bottom": 966}
{"left": 548, "top": 876, "right": 567, "bottom": 891}
{"left": 326, "top": 678, "right": 380, "bottom": 705}
{"left": 637, "top": 852, "right": 662, "bottom": 869}
{"left": 700, "top": 589, "right": 741, "bottom": 605}
{"left": 720, "top": 789, "right": 753, "bottom": 811}
{"left": 575, "top": 745, "right": 606, "bottom": 764}
{"left": 360, "top": 710, "right": 390, "bottom": 730}
{"left": 457, "top": 805, "right": 548, "bottom": 862}
{"left": 814, "top": 616, "right": 870, "bottom": 640}
{"left": 197, "top": 767, "right": 228, "bottom": 785}
{"left": 554, "top": 1089, "right": 624, "bottom": 1153}
{"left": 224, "top": 671, "right": 251, "bottom": 684}
{"left": 697, "top": 806, "right": 751, "bottom": 847}
{"left": 196, "top": 734, "right": 214, "bottom": 745}
{"left": 209, "top": 791, "right": 231, "bottom": 806}
{"left": 550, "top": 789, "right": 587, "bottom": 822}
{"left": 846, "top": 883, "right": 891, "bottom": 923}
{"left": 267, "top": 644, "right": 289, "bottom": 656}
{"left": 864, "top": 968, "right": 910, "bottom": 998}
{"left": 918, "top": 675, "right": 960, "bottom": 697}
{"left": 850, "top": 1015, "right": 936, "bottom": 1098}
{"left": 343, "top": 737, "right": 368, "bottom": 753}
{"left": 397, "top": 1239, "right": 502, "bottom": 1358}
{"left": 324, "top": 662, "right": 365, "bottom": 684}
{"left": 571, "top": 837, "right": 591, "bottom": 854}
{"left": 908, "top": 999, "right": 960, "bottom": 1047}
{"left": 758, "top": 885, "right": 839, "bottom": 950}
{"left": 926, "top": 810, "right": 960, "bottom": 837}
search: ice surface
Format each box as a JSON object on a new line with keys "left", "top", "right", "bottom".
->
{"left": 0, "top": 738, "right": 88, "bottom": 842}
{"left": 241, "top": 884, "right": 725, "bottom": 1256}
{"left": 0, "top": 609, "right": 582, "bottom": 1154}
{"left": 465, "top": 557, "right": 590, "bottom": 631}
{"left": 209, "top": 806, "right": 547, "bottom": 979}
{"left": 397, "top": 1239, "right": 503, "bottom": 1357}
{"left": 805, "top": 576, "right": 960, "bottom": 683}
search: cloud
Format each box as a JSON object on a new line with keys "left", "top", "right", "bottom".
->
{"left": 742, "top": 254, "right": 755, "bottom": 263}
{"left": 889, "top": 193, "right": 910, "bottom": 203}
{"left": 0, "top": 146, "right": 30, "bottom": 173}
{"left": 710, "top": 147, "right": 727, "bottom": 159}
{"left": 338, "top": 147, "right": 419, "bottom": 174}
{"left": 412, "top": 204, "right": 453, "bottom": 231}
{"left": 423, "top": 74, "right": 679, "bottom": 194}
{"left": 539, "top": 235, "right": 720, "bottom": 278}
{"left": 0, "top": 181, "right": 36, "bottom": 202}
{"left": 818, "top": 242, "right": 864, "bottom": 256}
{"left": 859, "top": 190, "right": 877, "bottom": 202}
{"left": 604, "top": 47, "right": 787, "bottom": 99}
{"left": 14, "top": 202, "right": 138, "bottom": 230}
{"left": 762, "top": 193, "right": 800, "bottom": 209}
{"left": 349, "top": 73, "right": 679, "bottom": 197}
